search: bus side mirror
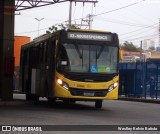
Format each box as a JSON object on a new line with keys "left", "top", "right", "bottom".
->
{"left": 119, "top": 50, "right": 123, "bottom": 61}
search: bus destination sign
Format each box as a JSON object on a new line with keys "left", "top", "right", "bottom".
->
{"left": 67, "top": 32, "right": 112, "bottom": 41}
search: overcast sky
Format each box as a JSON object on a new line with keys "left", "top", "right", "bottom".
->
{"left": 15, "top": 0, "right": 160, "bottom": 47}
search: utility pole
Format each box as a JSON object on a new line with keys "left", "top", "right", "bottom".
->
{"left": 71, "top": 14, "right": 94, "bottom": 29}
{"left": 82, "top": 14, "right": 94, "bottom": 29}
{"left": 68, "top": 1, "right": 72, "bottom": 29}
{"left": 35, "top": 18, "right": 44, "bottom": 36}
{"left": 159, "top": 18, "right": 160, "bottom": 46}
{"left": 68, "top": 0, "right": 98, "bottom": 29}
{"left": 140, "top": 40, "right": 143, "bottom": 61}
{"left": 88, "top": 14, "right": 93, "bottom": 30}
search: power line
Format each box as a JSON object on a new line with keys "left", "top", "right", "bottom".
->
{"left": 120, "top": 29, "right": 158, "bottom": 40}
{"left": 95, "top": 16, "right": 157, "bottom": 28}
{"left": 121, "top": 34, "right": 159, "bottom": 44}
{"left": 120, "top": 23, "right": 159, "bottom": 36}
{"left": 16, "top": 13, "right": 64, "bottom": 22}
{"left": 15, "top": 20, "right": 67, "bottom": 35}
{"left": 16, "top": 0, "right": 149, "bottom": 36}
{"left": 71, "top": 0, "right": 146, "bottom": 22}
{"left": 120, "top": 32, "right": 157, "bottom": 42}
{"left": 121, "top": 33, "right": 159, "bottom": 41}
{"left": 127, "top": 8, "right": 154, "bottom": 22}
{"left": 93, "top": 0, "right": 146, "bottom": 17}
{"left": 15, "top": 27, "right": 49, "bottom": 34}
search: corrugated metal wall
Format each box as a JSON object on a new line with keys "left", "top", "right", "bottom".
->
{"left": 119, "top": 60, "right": 160, "bottom": 99}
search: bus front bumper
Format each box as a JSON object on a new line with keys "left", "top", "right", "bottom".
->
{"left": 54, "top": 84, "right": 118, "bottom": 100}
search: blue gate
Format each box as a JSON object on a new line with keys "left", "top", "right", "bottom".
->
{"left": 119, "top": 60, "right": 160, "bottom": 99}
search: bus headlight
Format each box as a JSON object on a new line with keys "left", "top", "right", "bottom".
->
{"left": 57, "top": 78, "right": 69, "bottom": 90}
{"left": 57, "top": 79, "right": 63, "bottom": 85}
{"left": 108, "top": 82, "right": 118, "bottom": 92}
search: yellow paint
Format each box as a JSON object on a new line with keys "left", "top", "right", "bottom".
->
{"left": 54, "top": 72, "right": 119, "bottom": 100}
{"left": 119, "top": 50, "right": 123, "bottom": 61}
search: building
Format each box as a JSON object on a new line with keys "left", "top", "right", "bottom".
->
{"left": 14, "top": 36, "right": 30, "bottom": 67}
{"left": 149, "top": 51, "right": 160, "bottom": 59}
{"left": 14, "top": 36, "right": 30, "bottom": 91}
{"left": 143, "top": 39, "right": 155, "bottom": 50}
{"left": 120, "top": 49, "right": 160, "bottom": 62}
{"left": 156, "top": 46, "right": 160, "bottom": 52}
{"left": 120, "top": 50, "right": 141, "bottom": 62}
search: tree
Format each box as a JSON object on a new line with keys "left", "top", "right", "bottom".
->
{"left": 46, "top": 24, "right": 80, "bottom": 34}
{"left": 120, "top": 41, "right": 140, "bottom": 52}
{"left": 148, "top": 46, "right": 155, "bottom": 51}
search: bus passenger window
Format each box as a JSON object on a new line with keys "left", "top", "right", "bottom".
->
{"left": 43, "top": 42, "right": 47, "bottom": 62}
{"left": 44, "top": 41, "right": 48, "bottom": 62}
{"left": 39, "top": 43, "right": 44, "bottom": 62}
{"left": 29, "top": 47, "right": 40, "bottom": 67}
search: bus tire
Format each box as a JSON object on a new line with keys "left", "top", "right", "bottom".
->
{"left": 26, "top": 93, "right": 32, "bottom": 101}
{"left": 26, "top": 94, "right": 39, "bottom": 102}
{"left": 33, "top": 95, "right": 39, "bottom": 102}
{"left": 62, "top": 99, "right": 76, "bottom": 104}
{"left": 25, "top": 80, "right": 31, "bottom": 101}
{"left": 95, "top": 100, "right": 102, "bottom": 109}
{"left": 70, "top": 100, "right": 76, "bottom": 104}
{"left": 48, "top": 98, "right": 56, "bottom": 105}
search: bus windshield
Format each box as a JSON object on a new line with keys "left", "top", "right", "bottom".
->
{"left": 57, "top": 43, "right": 118, "bottom": 74}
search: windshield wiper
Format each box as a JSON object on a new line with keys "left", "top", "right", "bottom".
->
{"left": 96, "top": 46, "right": 104, "bottom": 59}
{"left": 75, "top": 44, "right": 82, "bottom": 59}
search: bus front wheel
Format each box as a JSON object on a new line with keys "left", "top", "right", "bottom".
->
{"left": 95, "top": 100, "right": 102, "bottom": 109}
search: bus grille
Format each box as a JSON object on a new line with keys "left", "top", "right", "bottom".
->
{"left": 63, "top": 72, "right": 117, "bottom": 82}
{"left": 69, "top": 88, "right": 108, "bottom": 97}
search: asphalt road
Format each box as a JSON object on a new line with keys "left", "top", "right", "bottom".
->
{"left": 0, "top": 94, "right": 160, "bottom": 134}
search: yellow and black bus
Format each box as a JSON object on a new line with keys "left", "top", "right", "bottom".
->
{"left": 19, "top": 29, "right": 119, "bottom": 108}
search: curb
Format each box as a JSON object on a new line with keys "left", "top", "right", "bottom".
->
{"left": 118, "top": 97, "right": 160, "bottom": 104}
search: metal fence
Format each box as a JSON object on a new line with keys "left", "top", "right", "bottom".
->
{"left": 119, "top": 60, "right": 160, "bottom": 100}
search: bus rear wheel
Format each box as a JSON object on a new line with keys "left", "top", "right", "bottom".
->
{"left": 48, "top": 98, "right": 56, "bottom": 105}
{"left": 95, "top": 100, "right": 102, "bottom": 109}
{"left": 26, "top": 94, "right": 39, "bottom": 102}
{"left": 63, "top": 99, "right": 76, "bottom": 104}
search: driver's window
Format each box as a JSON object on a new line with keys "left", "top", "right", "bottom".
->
{"left": 57, "top": 45, "right": 70, "bottom": 70}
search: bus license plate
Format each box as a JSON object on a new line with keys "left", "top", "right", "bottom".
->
{"left": 84, "top": 92, "right": 94, "bottom": 96}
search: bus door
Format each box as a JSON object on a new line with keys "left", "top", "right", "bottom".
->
{"left": 20, "top": 49, "right": 29, "bottom": 93}
{"left": 38, "top": 39, "right": 56, "bottom": 97}
{"left": 37, "top": 41, "right": 48, "bottom": 96}
{"left": 45, "top": 39, "right": 56, "bottom": 98}
{"left": 29, "top": 46, "right": 40, "bottom": 96}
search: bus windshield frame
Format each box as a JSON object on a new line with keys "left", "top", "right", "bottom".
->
{"left": 56, "top": 41, "right": 119, "bottom": 74}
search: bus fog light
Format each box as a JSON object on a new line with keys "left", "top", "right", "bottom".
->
{"left": 108, "top": 85, "right": 114, "bottom": 92}
{"left": 62, "top": 83, "right": 69, "bottom": 90}
{"left": 108, "top": 82, "right": 118, "bottom": 92}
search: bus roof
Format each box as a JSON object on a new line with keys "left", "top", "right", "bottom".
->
{"left": 21, "top": 29, "right": 116, "bottom": 49}
{"left": 69, "top": 29, "right": 111, "bottom": 33}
